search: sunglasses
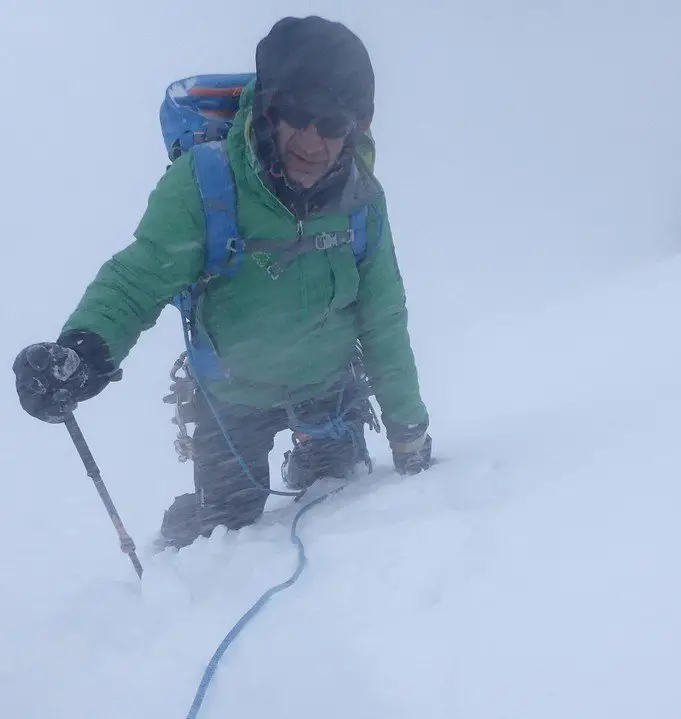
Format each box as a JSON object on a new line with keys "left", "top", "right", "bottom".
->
{"left": 272, "top": 98, "right": 356, "bottom": 139}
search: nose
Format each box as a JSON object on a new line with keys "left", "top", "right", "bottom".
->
{"left": 295, "top": 123, "right": 325, "bottom": 154}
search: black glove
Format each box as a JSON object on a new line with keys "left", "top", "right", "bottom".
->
{"left": 386, "top": 420, "right": 433, "bottom": 475}
{"left": 13, "top": 330, "right": 117, "bottom": 423}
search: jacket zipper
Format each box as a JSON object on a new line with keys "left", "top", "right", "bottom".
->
{"left": 297, "top": 219, "right": 308, "bottom": 320}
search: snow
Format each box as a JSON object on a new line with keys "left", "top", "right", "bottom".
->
{"left": 3, "top": 1, "right": 681, "bottom": 717}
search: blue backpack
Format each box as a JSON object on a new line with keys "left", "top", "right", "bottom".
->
{"left": 159, "top": 74, "right": 371, "bottom": 380}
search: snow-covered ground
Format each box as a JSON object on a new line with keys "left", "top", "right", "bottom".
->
{"left": 3, "top": 2, "right": 681, "bottom": 718}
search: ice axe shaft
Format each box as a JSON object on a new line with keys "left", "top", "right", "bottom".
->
{"left": 63, "top": 412, "right": 143, "bottom": 578}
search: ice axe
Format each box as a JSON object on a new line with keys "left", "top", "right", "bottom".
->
{"left": 63, "top": 412, "right": 143, "bottom": 578}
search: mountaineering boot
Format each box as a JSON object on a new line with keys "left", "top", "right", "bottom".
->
{"left": 282, "top": 419, "right": 371, "bottom": 490}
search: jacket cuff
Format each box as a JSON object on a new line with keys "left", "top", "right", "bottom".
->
{"left": 383, "top": 416, "right": 429, "bottom": 446}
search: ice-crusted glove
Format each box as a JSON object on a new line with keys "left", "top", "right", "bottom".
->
{"left": 387, "top": 421, "right": 433, "bottom": 475}
{"left": 13, "top": 330, "right": 118, "bottom": 423}
{"left": 14, "top": 342, "right": 90, "bottom": 423}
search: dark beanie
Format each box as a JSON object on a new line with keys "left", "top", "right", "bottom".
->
{"left": 255, "top": 16, "right": 375, "bottom": 128}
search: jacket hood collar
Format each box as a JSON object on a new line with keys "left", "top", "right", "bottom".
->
{"left": 237, "top": 81, "right": 381, "bottom": 218}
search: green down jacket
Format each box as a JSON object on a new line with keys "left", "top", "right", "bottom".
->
{"left": 61, "top": 85, "right": 428, "bottom": 428}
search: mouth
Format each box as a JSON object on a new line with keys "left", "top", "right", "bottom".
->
{"left": 284, "top": 150, "right": 329, "bottom": 184}
{"left": 288, "top": 149, "right": 326, "bottom": 169}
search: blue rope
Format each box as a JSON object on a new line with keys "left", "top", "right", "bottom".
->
{"left": 184, "top": 484, "right": 344, "bottom": 719}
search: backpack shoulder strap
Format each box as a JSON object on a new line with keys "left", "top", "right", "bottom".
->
{"left": 191, "top": 140, "right": 243, "bottom": 277}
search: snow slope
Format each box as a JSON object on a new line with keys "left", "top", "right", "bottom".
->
{"left": 3, "top": 2, "right": 681, "bottom": 718}
{"left": 6, "top": 254, "right": 681, "bottom": 719}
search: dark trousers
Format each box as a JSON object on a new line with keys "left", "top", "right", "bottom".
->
{"left": 161, "top": 380, "right": 368, "bottom": 549}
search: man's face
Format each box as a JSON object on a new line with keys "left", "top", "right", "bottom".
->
{"left": 275, "top": 119, "right": 346, "bottom": 189}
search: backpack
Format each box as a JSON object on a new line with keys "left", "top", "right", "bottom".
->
{"left": 159, "top": 74, "right": 372, "bottom": 381}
